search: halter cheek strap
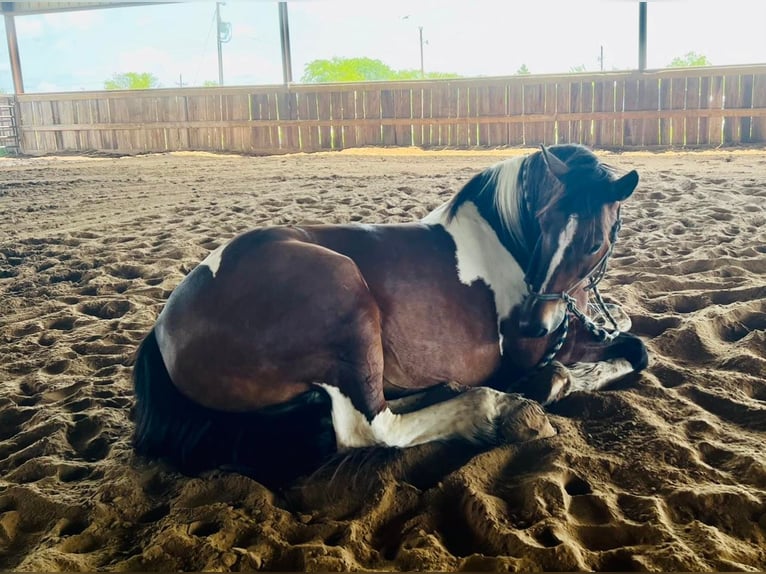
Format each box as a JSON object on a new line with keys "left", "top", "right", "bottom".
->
{"left": 525, "top": 209, "right": 624, "bottom": 373}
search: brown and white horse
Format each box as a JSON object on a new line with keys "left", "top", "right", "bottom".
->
{"left": 132, "top": 144, "right": 646, "bottom": 485}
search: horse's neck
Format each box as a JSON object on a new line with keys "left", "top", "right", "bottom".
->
{"left": 422, "top": 200, "right": 527, "bottom": 324}
{"left": 422, "top": 155, "right": 532, "bottom": 267}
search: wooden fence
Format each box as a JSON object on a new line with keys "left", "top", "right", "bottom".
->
{"left": 14, "top": 64, "right": 766, "bottom": 155}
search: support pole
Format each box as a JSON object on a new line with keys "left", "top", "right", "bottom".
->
{"left": 419, "top": 26, "right": 424, "bottom": 78}
{"left": 638, "top": 1, "right": 647, "bottom": 71}
{"left": 279, "top": 2, "right": 292, "bottom": 84}
{"left": 4, "top": 9, "right": 24, "bottom": 94}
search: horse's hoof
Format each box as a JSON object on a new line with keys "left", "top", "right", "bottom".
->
{"left": 496, "top": 395, "right": 557, "bottom": 443}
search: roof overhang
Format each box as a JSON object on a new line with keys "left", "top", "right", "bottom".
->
{"left": 0, "top": 1, "right": 175, "bottom": 16}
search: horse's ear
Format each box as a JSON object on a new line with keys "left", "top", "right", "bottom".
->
{"left": 609, "top": 170, "right": 639, "bottom": 202}
{"left": 539, "top": 145, "right": 569, "bottom": 179}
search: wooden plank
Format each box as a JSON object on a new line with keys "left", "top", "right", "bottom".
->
{"left": 206, "top": 95, "right": 222, "bottom": 150}
{"left": 488, "top": 84, "right": 507, "bottom": 146}
{"left": 442, "top": 83, "right": 460, "bottom": 147}
{"left": 640, "top": 77, "right": 660, "bottom": 146}
{"left": 739, "top": 74, "right": 753, "bottom": 143}
{"left": 185, "top": 95, "right": 201, "bottom": 150}
{"left": 249, "top": 93, "right": 267, "bottom": 150}
{"left": 277, "top": 91, "right": 299, "bottom": 150}
{"left": 523, "top": 82, "right": 545, "bottom": 146}
{"left": 380, "top": 89, "right": 396, "bottom": 146}
{"left": 17, "top": 100, "right": 37, "bottom": 152}
{"left": 569, "top": 81, "right": 583, "bottom": 144}
{"left": 474, "top": 86, "right": 490, "bottom": 146}
{"left": 659, "top": 78, "right": 671, "bottom": 146}
{"left": 421, "top": 87, "right": 434, "bottom": 147}
{"left": 362, "top": 89, "right": 381, "bottom": 146}
{"left": 454, "top": 86, "right": 471, "bottom": 147}
{"left": 110, "top": 99, "right": 131, "bottom": 151}
{"left": 411, "top": 87, "right": 423, "bottom": 147}
{"left": 556, "top": 81, "right": 570, "bottom": 144}
{"left": 159, "top": 95, "right": 182, "bottom": 151}
{"left": 266, "top": 93, "right": 279, "bottom": 150}
{"left": 327, "top": 91, "right": 340, "bottom": 149}
{"left": 508, "top": 81, "right": 523, "bottom": 145}
{"left": 623, "top": 78, "right": 640, "bottom": 146}
{"left": 723, "top": 74, "right": 742, "bottom": 144}
{"left": 707, "top": 75, "right": 724, "bottom": 145}
{"left": 612, "top": 79, "right": 625, "bottom": 147}
{"left": 342, "top": 91, "right": 358, "bottom": 149}
{"left": 220, "top": 94, "right": 241, "bottom": 152}
{"left": 22, "top": 108, "right": 765, "bottom": 133}
{"left": 594, "top": 79, "right": 615, "bottom": 147}
{"left": 393, "top": 88, "right": 412, "bottom": 146}
{"left": 96, "top": 98, "right": 114, "bottom": 150}
{"left": 685, "top": 76, "right": 701, "bottom": 146}
{"left": 752, "top": 74, "right": 766, "bottom": 143}
{"left": 544, "top": 82, "right": 557, "bottom": 145}
{"left": 430, "top": 84, "right": 446, "bottom": 146}
{"left": 670, "top": 77, "right": 686, "bottom": 146}
{"left": 580, "top": 80, "right": 594, "bottom": 147}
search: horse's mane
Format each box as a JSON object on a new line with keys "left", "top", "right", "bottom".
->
{"left": 443, "top": 144, "right": 618, "bottom": 268}
{"left": 445, "top": 155, "right": 532, "bottom": 267}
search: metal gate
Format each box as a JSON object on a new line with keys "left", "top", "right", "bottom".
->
{"left": 0, "top": 97, "right": 20, "bottom": 155}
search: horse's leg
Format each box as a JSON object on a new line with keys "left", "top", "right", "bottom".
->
{"left": 322, "top": 381, "right": 556, "bottom": 449}
{"left": 320, "top": 285, "right": 555, "bottom": 448}
{"left": 547, "top": 331, "right": 647, "bottom": 405}
{"left": 517, "top": 327, "right": 648, "bottom": 406}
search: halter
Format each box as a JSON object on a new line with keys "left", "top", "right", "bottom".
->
{"left": 525, "top": 210, "right": 623, "bottom": 373}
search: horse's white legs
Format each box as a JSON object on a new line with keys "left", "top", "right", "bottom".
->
{"left": 540, "top": 358, "right": 635, "bottom": 405}
{"left": 318, "top": 384, "right": 555, "bottom": 450}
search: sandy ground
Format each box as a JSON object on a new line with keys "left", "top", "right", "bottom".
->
{"left": 0, "top": 147, "right": 764, "bottom": 572}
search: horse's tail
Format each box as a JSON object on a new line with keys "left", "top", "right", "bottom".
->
{"left": 132, "top": 329, "right": 336, "bottom": 487}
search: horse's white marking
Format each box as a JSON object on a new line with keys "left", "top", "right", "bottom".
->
{"left": 199, "top": 241, "right": 230, "bottom": 278}
{"left": 318, "top": 383, "right": 554, "bottom": 449}
{"left": 423, "top": 204, "right": 526, "bottom": 355}
{"left": 423, "top": 158, "right": 529, "bottom": 354}
{"left": 317, "top": 384, "right": 376, "bottom": 448}
{"left": 541, "top": 358, "right": 634, "bottom": 406}
{"left": 541, "top": 215, "right": 578, "bottom": 292}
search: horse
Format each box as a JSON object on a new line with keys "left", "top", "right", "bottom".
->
{"left": 132, "top": 144, "right": 647, "bottom": 486}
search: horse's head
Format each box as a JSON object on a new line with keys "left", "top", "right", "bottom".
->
{"left": 518, "top": 145, "right": 639, "bottom": 338}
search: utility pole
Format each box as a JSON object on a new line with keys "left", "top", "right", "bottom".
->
{"left": 419, "top": 26, "right": 424, "bottom": 78}
{"left": 216, "top": 2, "right": 224, "bottom": 85}
{"left": 638, "top": 2, "right": 647, "bottom": 71}
{"left": 599, "top": 45, "right": 604, "bottom": 71}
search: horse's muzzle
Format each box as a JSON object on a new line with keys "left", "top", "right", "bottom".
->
{"left": 518, "top": 296, "right": 566, "bottom": 338}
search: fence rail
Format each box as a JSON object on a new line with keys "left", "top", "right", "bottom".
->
{"left": 14, "top": 64, "right": 766, "bottom": 155}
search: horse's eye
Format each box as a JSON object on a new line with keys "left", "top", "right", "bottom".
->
{"left": 589, "top": 242, "right": 602, "bottom": 255}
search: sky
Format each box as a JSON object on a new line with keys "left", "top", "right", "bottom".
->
{"left": 1, "top": 0, "right": 765, "bottom": 93}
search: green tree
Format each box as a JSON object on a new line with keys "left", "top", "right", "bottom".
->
{"left": 569, "top": 64, "right": 587, "bottom": 73}
{"left": 202, "top": 80, "right": 219, "bottom": 87}
{"left": 515, "top": 64, "right": 531, "bottom": 75}
{"left": 301, "top": 57, "right": 459, "bottom": 83}
{"left": 668, "top": 51, "right": 712, "bottom": 67}
{"left": 104, "top": 72, "right": 160, "bottom": 90}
